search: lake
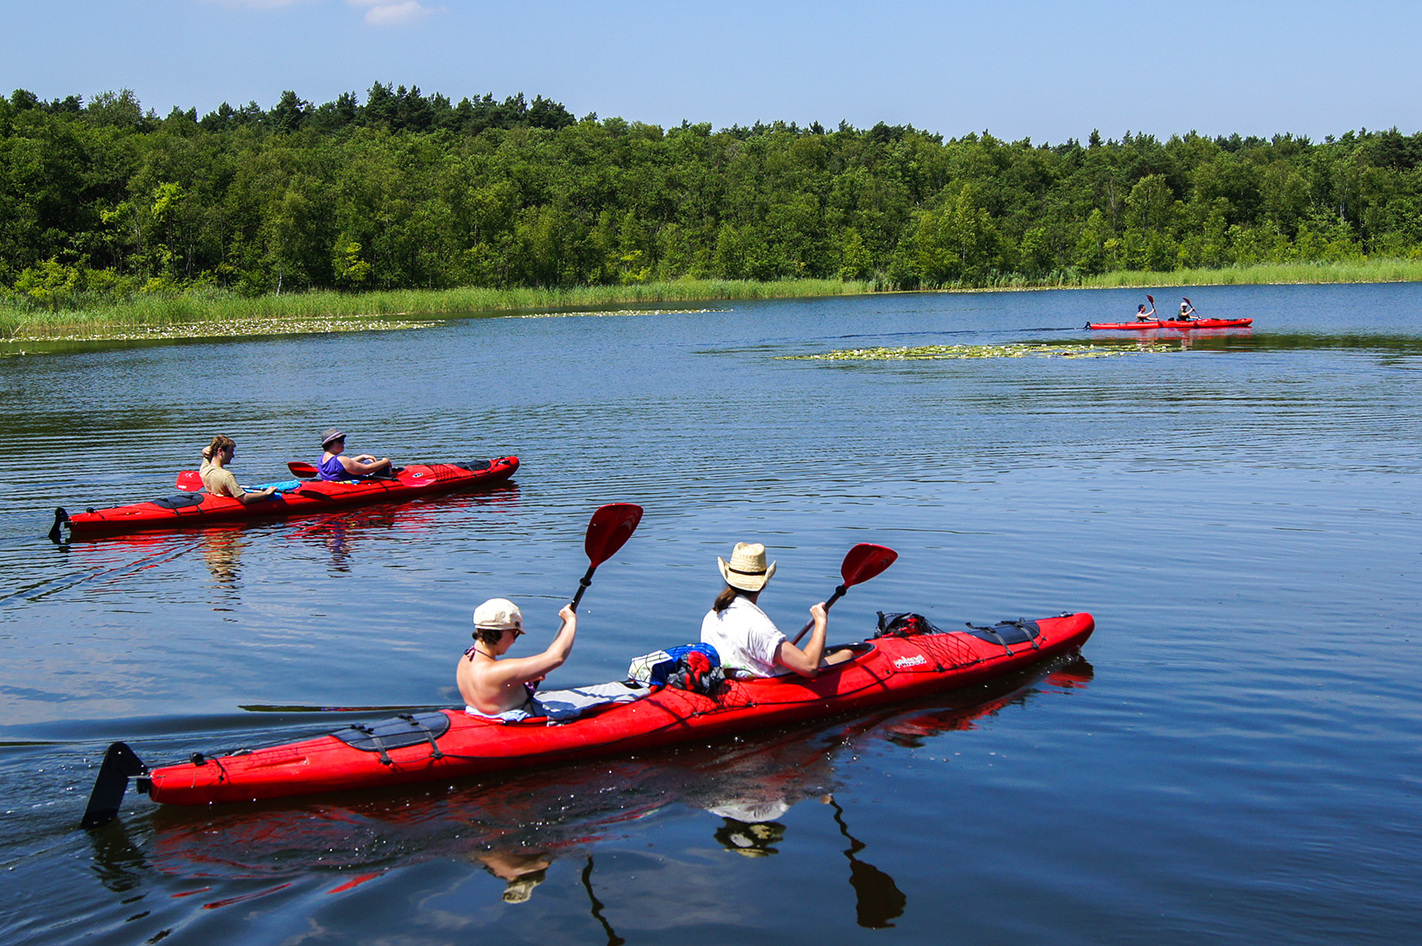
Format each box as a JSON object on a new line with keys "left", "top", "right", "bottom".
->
{"left": 1, "top": 283, "right": 1419, "bottom": 945}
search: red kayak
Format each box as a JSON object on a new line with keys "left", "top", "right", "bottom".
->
{"left": 52, "top": 457, "right": 519, "bottom": 540}
{"left": 82, "top": 611, "right": 1093, "bottom": 816}
{"left": 1086, "top": 318, "right": 1253, "bottom": 330}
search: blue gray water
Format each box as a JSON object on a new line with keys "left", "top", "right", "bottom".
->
{"left": 1, "top": 283, "right": 1419, "bottom": 944}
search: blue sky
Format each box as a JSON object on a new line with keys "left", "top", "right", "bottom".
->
{"left": 5, "top": 0, "right": 1420, "bottom": 143}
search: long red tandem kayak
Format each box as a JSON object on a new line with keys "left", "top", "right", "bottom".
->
{"left": 1086, "top": 318, "right": 1253, "bottom": 330}
{"left": 52, "top": 457, "right": 518, "bottom": 539}
{"left": 84, "top": 611, "right": 1092, "bottom": 818}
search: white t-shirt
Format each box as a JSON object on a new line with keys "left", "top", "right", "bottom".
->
{"left": 700, "top": 596, "right": 787, "bottom": 677}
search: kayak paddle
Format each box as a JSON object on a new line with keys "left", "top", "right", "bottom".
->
{"left": 571, "top": 503, "right": 644, "bottom": 611}
{"left": 288, "top": 461, "right": 318, "bottom": 478}
{"left": 175, "top": 470, "right": 204, "bottom": 491}
{"left": 791, "top": 543, "right": 899, "bottom": 644}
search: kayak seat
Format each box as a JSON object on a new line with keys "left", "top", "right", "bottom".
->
{"left": 455, "top": 459, "right": 493, "bottom": 472}
{"left": 528, "top": 681, "right": 651, "bottom": 722}
{"left": 149, "top": 493, "right": 206, "bottom": 510}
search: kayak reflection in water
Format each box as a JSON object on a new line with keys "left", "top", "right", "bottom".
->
{"left": 318, "top": 428, "right": 395, "bottom": 480}
{"left": 199, "top": 435, "right": 277, "bottom": 504}
{"left": 457, "top": 598, "right": 578, "bottom": 720}
{"left": 700, "top": 541, "right": 853, "bottom": 678}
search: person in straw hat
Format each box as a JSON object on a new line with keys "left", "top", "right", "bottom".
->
{"left": 457, "top": 598, "right": 578, "bottom": 719}
{"left": 317, "top": 428, "right": 395, "bottom": 481}
{"left": 700, "top": 542, "right": 852, "bottom": 678}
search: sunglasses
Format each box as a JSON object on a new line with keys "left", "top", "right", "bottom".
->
{"left": 503, "top": 626, "right": 524, "bottom": 639}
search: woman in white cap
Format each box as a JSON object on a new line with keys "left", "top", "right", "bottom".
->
{"left": 700, "top": 542, "right": 846, "bottom": 678}
{"left": 318, "top": 428, "right": 394, "bottom": 481}
{"left": 457, "top": 598, "right": 577, "bottom": 718}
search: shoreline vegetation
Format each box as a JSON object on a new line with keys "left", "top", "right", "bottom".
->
{"left": 3, "top": 259, "right": 1419, "bottom": 343}
{"left": 7, "top": 85, "right": 1422, "bottom": 346}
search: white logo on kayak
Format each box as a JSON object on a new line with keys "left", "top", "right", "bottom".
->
{"left": 893, "top": 654, "right": 928, "bottom": 669}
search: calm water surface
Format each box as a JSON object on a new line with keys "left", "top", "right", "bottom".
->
{"left": 1, "top": 283, "right": 1419, "bottom": 944}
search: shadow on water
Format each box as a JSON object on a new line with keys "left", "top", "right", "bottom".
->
{"left": 81, "top": 656, "right": 1091, "bottom": 936}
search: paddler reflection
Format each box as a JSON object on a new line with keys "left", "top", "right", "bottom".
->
{"left": 474, "top": 847, "right": 552, "bottom": 903}
{"left": 694, "top": 739, "right": 906, "bottom": 928}
{"left": 198, "top": 526, "right": 245, "bottom": 589}
{"left": 292, "top": 484, "right": 521, "bottom": 573}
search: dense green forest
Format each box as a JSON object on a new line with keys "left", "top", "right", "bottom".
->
{"left": 4, "top": 83, "right": 1422, "bottom": 310}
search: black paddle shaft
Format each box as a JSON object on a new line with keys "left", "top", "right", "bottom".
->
{"left": 570, "top": 563, "right": 597, "bottom": 611}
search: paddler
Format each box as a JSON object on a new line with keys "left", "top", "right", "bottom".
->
{"left": 1173, "top": 299, "right": 1196, "bottom": 321}
{"left": 458, "top": 598, "right": 578, "bottom": 720}
{"left": 317, "top": 428, "right": 395, "bottom": 480}
{"left": 1134, "top": 301, "right": 1156, "bottom": 322}
{"left": 699, "top": 542, "right": 853, "bottom": 679}
{"left": 199, "top": 435, "right": 277, "bottom": 504}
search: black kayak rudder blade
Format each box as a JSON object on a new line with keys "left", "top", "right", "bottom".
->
{"left": 81, "top": 742, "right": 147, "bottom": 830}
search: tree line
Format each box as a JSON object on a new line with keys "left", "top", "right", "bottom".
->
{"left": 3, "top": 83, "right": 1422, "bottom": 308}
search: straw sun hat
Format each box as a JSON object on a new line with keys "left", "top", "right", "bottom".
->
{"left": 717, "top": 542, "right": 777, "bottom": 592}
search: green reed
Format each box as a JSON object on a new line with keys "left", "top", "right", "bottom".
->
{"left": 3, "top": 260, "right": 1419, "bottom": 342}
{"left": 0, "top": 279, "right": 874, "bottom": 340}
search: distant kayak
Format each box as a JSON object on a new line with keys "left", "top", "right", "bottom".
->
{"left": 1086, "top": 318, "right": 1253, "bottom": 330}
{"left": 51, "top": 457, "right": 519, "bottom": 540}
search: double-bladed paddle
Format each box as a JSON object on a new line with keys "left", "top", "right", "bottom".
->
{"left": 791, "top": 543, "right": 899, "bottom": 644}
{"left": 175, "top": 471, "right": 297, "bottom": 495}
{"left": 571, "top": 503, "right": 643, "bottom": 611}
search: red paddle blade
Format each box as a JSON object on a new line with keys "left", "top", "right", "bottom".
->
{"left": 584, "top": 503, "right": 643, "bottom": 566}
{"left": 1147, "top": 295, "right": 1154, "bottom": 304}
{"left": 288, "top": 461, "right": 318, "bottom": 478}
{"left": 840, "top": 543, "right": 898, "bottom": 587}
{"left": 175, "top": 471, "right": 204, "bottom": 492}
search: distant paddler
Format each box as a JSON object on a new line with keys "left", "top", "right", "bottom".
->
{"left": 318, "top": 428, "right": 395, "bottom": 480}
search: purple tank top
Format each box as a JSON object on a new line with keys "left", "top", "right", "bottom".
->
{"left": 319, "top": 455, "right": 352, "bottom": 481}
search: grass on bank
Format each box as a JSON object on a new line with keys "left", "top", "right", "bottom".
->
{"left": 0, "top": 279, "right": 872, "bottom": 341}
{"left": 3, "top": 258, "right": 1420, "bottom": 341}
